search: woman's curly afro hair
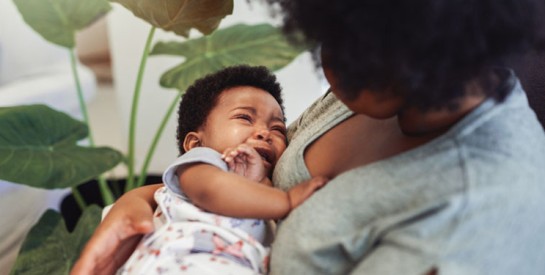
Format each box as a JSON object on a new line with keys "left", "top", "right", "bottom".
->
{"left": 267, "top": 0, "right": 545, "bottom": 111}
{"left": 176, "top": 65, "right": 284, "bottom": 155}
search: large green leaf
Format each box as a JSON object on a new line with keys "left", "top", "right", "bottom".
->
{"left": 150, "top": 23, "right": 309, "bottom": 92}
{"left": 10, "top": 206, "right": 102, "bottom": 275}
{"left": 13, "top": 0, "right": 112, "bottom": 48}
{"left": 0, "top": 105, "right": 123, "bottom": 189}
{"left": 111, "top": 0, "right": 233, "bottom": 37}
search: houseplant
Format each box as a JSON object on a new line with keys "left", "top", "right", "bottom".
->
{"left": 1, "top": 0, "right": 308, "bottom": 273}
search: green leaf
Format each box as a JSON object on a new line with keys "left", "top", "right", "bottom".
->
{"left": 111, "top": 0, "right": 233, "bottom": 37}
{"left": 150, "top": 23, "right": 309, "bottom": 92}
{"left": 0, "top": 105, "right": 123, "bottom": 189}
{"left": 13, "top": 0, "right": 112, "bottom": 48}
{"left": 10, "top": 206, "right": 102, "bottom": 275}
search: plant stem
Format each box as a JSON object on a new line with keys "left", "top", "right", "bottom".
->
{"left": 71, "top": 186, "right": 86, "bottom": 210}
{"left": 126, "top": 26, "right": 156, "bottom": 192}
{"left": 136, "top": 92, "right": 182, "bottom": 188}
{"left": 70, "top": 49, "right": 93, "bottom": 144}
{"left": 70, "top": 49, "right": 115, "bottom": 206}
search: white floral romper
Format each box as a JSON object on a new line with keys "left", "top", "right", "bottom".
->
{"left": 118, "top": 148, "right": 269, "bottom": 275}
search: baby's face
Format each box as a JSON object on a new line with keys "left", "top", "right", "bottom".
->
{"left": 198, "top": 86, "right": 287, "bottom": 172}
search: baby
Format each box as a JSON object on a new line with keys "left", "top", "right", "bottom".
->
{"left": 117, "top": 65, "right": 327, "bottom": 274}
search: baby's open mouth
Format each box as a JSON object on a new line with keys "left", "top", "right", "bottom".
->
{"left": 254, "top": 147, "right": 272, "bottom": 165}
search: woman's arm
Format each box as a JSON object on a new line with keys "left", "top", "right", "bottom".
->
{"left": 180, "top": 163, "right": 328, "bottom": 219}
{"left": 71, "top": 184, "right": 161, "bottom": 275}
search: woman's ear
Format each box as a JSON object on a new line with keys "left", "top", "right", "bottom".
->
{"left": 183, "top": 132, "right": 201, "bottom": 152}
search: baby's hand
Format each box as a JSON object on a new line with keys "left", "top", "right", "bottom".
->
{"left": 287, "top": 176, "right": 329, "bottom": 210}
{"left": 222, "top": 144, "right": 267, "bottom": 183}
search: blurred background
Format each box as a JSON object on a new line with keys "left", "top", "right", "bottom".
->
{"left": 85, "top": 0, "right": 326, "bottom": 178}
{"left": 0, "top": 0, "right": 325, "bottom": 272}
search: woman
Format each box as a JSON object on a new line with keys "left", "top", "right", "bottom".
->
{"left": 73, "top": 0, "right": 545, "bottom": 274}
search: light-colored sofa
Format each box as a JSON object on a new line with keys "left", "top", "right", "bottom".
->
{"left": 0, "top": 1, "right": 96, "bottom": 273}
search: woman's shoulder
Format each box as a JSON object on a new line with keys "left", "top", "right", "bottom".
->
{"left": 287, "top": 89, "right": 353, "bottom": 141}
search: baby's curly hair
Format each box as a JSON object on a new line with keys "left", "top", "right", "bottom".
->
{"left": 267, "top": 0, "right": 545, "bottom": 111}
{"left": 176, "top": 65, "right": 284, "bottom": 155}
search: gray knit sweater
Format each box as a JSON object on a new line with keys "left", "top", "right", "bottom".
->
{"left": 271, "top": 70, "right": 545, "bottom": 274}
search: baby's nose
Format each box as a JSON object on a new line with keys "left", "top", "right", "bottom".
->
{"left": 255, "top": 129, "right": 271, "bottom": 142}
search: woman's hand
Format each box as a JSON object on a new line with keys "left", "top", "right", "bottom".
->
{"left": 71, "top": 184, "right": 160, "bottom": 275}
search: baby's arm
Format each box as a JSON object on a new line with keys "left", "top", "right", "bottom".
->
{"left": 179, "top": 164, "right": 327, "bottom": 219}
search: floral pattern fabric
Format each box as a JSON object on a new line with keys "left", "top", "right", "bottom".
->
{"left": 118, "top": 148, "right": 270, "bottom": 274}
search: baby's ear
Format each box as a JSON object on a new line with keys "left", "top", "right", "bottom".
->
{"left": 183, "top": 132, "right": 201, "bottom": 152}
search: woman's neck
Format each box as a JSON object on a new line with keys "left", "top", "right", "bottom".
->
{"left": 398, "top": 69, "right": 512, "bottom": 136}
{"left": 397, "top": 77, "right": 499, "bottom": 136}
{"left": 397, "top": 94, "right": 487, "bottom": 136}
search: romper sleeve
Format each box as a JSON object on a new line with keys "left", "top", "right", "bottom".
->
{"left": 162, "top": 147, "right": 228, "bottom": 200}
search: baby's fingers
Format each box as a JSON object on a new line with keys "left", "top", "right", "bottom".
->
{"left": 309, "top": 176, "right": 329, "bottom": 189}
{"left": 222, "top": 144, "right": 255, "bottom": 161}
{"left": 233, "top": 144, "right": 256, "bottom": 156}
{"left": 221, "top": 147, "right": 235, "bottom": 160}
{"left": 222, "top": 147, "right": 237, "bottom": 169}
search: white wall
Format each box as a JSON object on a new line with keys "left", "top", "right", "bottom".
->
{"left": 107, "top": 0, "right": 326, "bottom": 175}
